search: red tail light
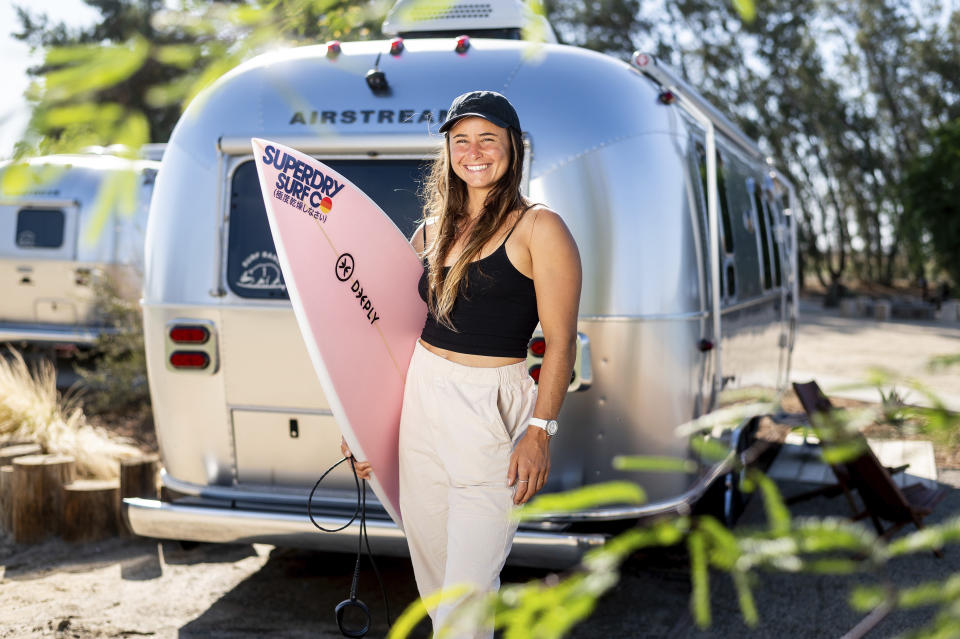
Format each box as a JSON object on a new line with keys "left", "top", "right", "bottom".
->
{"left": 169, "top": 325, "right": 210, "bottom": 344}
{"left": 170, "top": 351, "right": 210, "bottom": 370}
{"left": 528, "top": 337, "right": 546, "bottom": 357}
{"left": 455, "top": 35, "right": 470, "bottom": 54}
{"left": 390, "top": 37, "right": 404, "bottom": 55}
{"left": 529, "top": 365, "right": 541, "bottom": 383}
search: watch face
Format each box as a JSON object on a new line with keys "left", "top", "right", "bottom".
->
{"left": 546, "top": 420, "right": 559, "bottom": 436}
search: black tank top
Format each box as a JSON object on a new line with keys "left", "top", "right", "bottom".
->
{"left": 418, "top": 221, "right": 538, "bottom": 358}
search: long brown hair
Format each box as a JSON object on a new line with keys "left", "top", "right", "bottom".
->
{"left": 422, "top": 124, "right": 529, "bottom": 329}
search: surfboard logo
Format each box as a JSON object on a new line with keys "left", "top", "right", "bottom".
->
{"left": 261, "top": 144, "right": 344, "bottom": 221}
{"left": 335, "top": 252, "right": 380, "bottom": 326}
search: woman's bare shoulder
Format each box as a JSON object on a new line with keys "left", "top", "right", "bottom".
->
{"left": 518, "top": 206, "right": 569, "bottom": 244}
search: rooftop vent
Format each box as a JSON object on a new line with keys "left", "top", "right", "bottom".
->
{"left": 382, "top": 0, "right": 556, "bottom": 42}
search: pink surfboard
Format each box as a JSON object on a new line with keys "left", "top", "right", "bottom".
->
{"left": 251, "top": 138, "right": 426, "bottom": 527}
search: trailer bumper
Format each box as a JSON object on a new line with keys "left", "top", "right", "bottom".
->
{"left": 122, "top": 497, "right": 608, "bottom": 569}
{"left": 0, "top": 322, "right": 106, "bottom": 345}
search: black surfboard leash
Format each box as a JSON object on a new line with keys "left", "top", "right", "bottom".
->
{"left": 308, "top": 456, "right": 392, "bottom": 637}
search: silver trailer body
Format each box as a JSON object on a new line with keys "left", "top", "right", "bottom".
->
{"left": 128, "top": 34, "right": 797, "bottom": 567}
{"left": 0, "top": 153, "right": 159, "bottom": 344}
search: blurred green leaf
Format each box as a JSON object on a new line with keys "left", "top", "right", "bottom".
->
{"left": 821, "top": 439, "right": 868, "bottom": 465}
{"left": 928, "top": 354, "right": 960, "bottom": 372}
{"left": 689, "top": 530, "right": 711, "bottom": 628}
{"left": 750, "top": 470, "right": 790, "bottom": 536}
{"left": 731, "top": 0, "right": 756, "bottom": 22}
{"left": 889, "top": 516, "right": 960, "bottom": 556}
{"left": 387, "top": 583, "right": 472, "bottom": 639}
{"left": 154, "top": 43, "right": 203, "bottom": 69}
{"left": 690, "top": 436, "right": 731, "bottom": 463}
{"left": 612, "top": 455, "right": 697, "bottom": 473}
{"left": 518, "top": 481, "right": 646, "bottom": 519}
{"left": 0, "top": 162, "right": 67, "bottom": 197}
{"left": 44, "top": 36, "right": 149, "bottom": 101}
{"left": 699, "top": 515, "right": 740, "bottom": 570}
{"left": 583, "top": 519, "right": 689, "bottom": 571}
{"left": 803, "top": 558, "right": 863, "bottom": 574}
{"left": 732, "top": 569, "right": 758, "bottom": 626}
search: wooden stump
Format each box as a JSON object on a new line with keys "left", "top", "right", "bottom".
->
{"left": 0, "top": 443, "right": 42, "bottom": 466}
{"left": 62, "top": 479, "right": 120, "bottom": 542}
{"left": 118, "top": 454, "right": 159, "bottom": 535}
{"left": 11, "top": 454, "right": 76, "bottom": 543}
{"left": 0, "top": 465, "right": 13, "bottom": 532}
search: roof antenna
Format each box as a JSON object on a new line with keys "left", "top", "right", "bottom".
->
{"left": 365, "top": 52, "right": 389, "bottom": 94}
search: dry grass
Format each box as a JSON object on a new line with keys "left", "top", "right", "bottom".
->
{"left": 0, "top": 348, "right": 141, "bottom": 479}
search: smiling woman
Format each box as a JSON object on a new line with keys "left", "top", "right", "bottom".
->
{"left": 341, "top": 90, "right": 582, "bottom": 639}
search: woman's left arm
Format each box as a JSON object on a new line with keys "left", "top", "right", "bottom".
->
{"left": 508, "top": 209, "right": 582, "bottom": 505}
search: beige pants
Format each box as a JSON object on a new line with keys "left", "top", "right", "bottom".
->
{"left": 399, "top": 341, "right": 537, "bottom": 639}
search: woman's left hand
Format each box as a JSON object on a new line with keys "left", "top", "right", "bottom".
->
{"left": 507, "top": 428, "right": 551, "bottom": 504}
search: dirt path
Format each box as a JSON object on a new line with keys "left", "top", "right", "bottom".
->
{"left": 791, "top": 299, "right": 960, "bottom": 409}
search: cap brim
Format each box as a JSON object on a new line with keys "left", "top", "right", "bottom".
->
{"left": 438, "top": 112, "right": 512, "bottom": 133}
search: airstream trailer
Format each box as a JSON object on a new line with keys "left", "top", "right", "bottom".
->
{"left": 125, "top": 0, "right": 798, "bottom": 568}
{"left": 0, "top": 151, "right": 159, "bottom": 347}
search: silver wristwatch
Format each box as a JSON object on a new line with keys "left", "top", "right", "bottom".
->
{"left": 528, "top": 417, "right": 558, "bottom": 437}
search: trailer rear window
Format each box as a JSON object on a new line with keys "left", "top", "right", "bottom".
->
{"left": 227, "top": 158, "right": 430, "bottom": 299}
{"left": 15, "top": 208, "right": 65, "bottom": 249}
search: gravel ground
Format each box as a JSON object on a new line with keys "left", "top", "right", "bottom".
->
{"left": 3, "top": 298, "right": 960, "bottom": 638}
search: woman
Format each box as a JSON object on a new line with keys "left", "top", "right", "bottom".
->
{"left": 343, "top": 90, "right": 581, "bottom": 637}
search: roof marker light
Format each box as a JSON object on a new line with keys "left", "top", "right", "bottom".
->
{"left": 390, "top": 37, "right": 404, "bottom": 56}
{"left": 326, "top": 40, "right": 341, "bottom": 58}
{"left": 658, "top": 90, "right": 676, "bottom": 105}
{"left": 455, "top": 35, "right": 470, "bottom": 54}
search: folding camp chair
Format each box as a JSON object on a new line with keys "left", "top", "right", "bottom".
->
{"left": 791, "top": 380, "right": 947, "bottom": 554}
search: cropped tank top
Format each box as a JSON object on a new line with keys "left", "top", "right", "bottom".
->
{"left": 418, "top": 220, "right": 538, "bottom": 358}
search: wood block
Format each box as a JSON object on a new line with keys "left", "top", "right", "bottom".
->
{"left": 0, "top": 465, "right": 12, "bottom": 532}
{"left": 0, "top": 443, "right": 43, "bottom": 466}
{"left": 62, "top": 479, "right": 120, "bottom": 543}
{"left": 11, "top": 454, "right": 76, "bottom": 543}
{"left": 118, "top": 455, "right": 159, "bottom": 535}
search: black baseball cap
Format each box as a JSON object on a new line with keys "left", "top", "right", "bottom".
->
{"left": 438, "top": 90, "right": 521, "bottom": 134}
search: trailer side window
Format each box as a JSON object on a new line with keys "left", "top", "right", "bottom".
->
{"left": 15, "top": 208, "right": 65, "bottom": 249}
{"left": 227, "top": 158, "right": 430, "bottom": 299}
{"left": 695, "top": 143, "right": 734, "bottom": 254}
{"left": 766, "top": 192, "right": 783, "bottom": 287}
{"left": 750, "top": 180, "right": 773, "bottom": 290}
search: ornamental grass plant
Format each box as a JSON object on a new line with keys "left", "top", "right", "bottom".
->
{"left": 0, "top": 348, "right": 141, "bottom": 479}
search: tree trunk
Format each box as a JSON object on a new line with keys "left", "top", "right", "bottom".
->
{"left": 62, "top": 479, "right": 120, "bottom": 543}
{"left": 118, "top": 455, "right": 159, "bottom": 535}
{"left": 0, "top": 443, "right": 43, "bottom": 466}
{"left": 0, "top": 466, "right": 13, "bottom": 532}
{"left": 11, "top": 454, "right": 76, "bottom": 543}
